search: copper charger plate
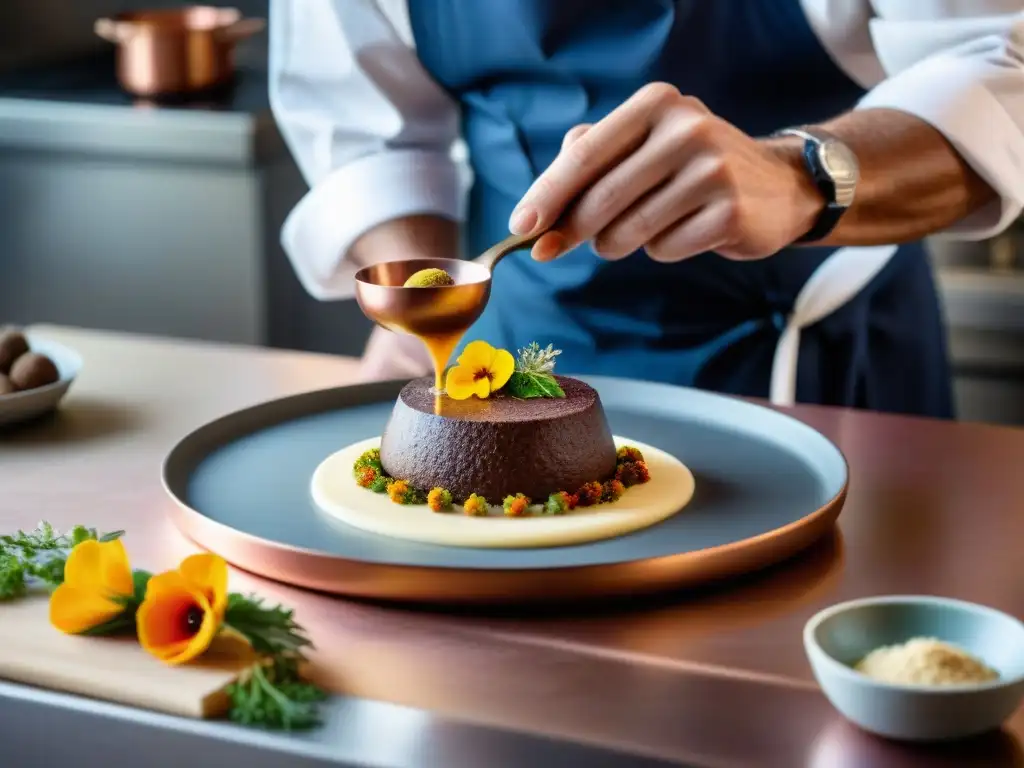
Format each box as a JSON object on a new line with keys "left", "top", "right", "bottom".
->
{"left": 163, "top": 377, "right": 848, "bottom": 605}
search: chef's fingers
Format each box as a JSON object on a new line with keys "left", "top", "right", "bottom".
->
{"left": 549, "top": 118, "right": 700, "bottom": 256}
{"left": 510, "top": 85, "right": 675, "bottom": 237}
{"left": 591, "top": 151, "right": 723, "bottom": 260}
{"left": 644, "top": 200, "right": 733, "bottom": 263}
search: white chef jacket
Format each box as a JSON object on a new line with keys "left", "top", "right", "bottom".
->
{"left": 267, "top": 0, "right": 1024, "bottom": 403}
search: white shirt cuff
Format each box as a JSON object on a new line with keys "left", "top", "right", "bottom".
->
{"left": 857, "top": 55, "right": 1024, "bottom": 241}
{"left": 280, "top": 149, "right": 462, "bottom": 301}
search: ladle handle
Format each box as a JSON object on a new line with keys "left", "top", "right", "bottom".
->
{"left": 476, "top": 231, "right": 541, "bottom": 272}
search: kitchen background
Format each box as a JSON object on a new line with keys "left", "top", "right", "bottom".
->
{"left": 2, "top": 1, "right": 1024, "bottom": 424}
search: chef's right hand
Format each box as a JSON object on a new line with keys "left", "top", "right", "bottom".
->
{"left": 358, "top": 325, "right": 432, "bottom": 382}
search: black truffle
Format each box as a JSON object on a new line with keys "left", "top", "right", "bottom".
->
{"left": 10, "top": 352, "right": 59, "bottom": 391}
{"left": 0, "top": 328, "right": 29, "bottom": 375}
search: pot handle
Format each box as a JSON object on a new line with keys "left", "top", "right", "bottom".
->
{"left": 216, "top": 17, "right": 266, "bottom": 42}
{"left": 94, "top": 18, "right": 129, "bottom": 43}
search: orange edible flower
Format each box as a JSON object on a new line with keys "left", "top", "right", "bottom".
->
{"left": 50, "top": 538, "right": 135, "bottom": 634}
{"left": 444, "top": 340, "right": 515, "bottom": 400}
{"left": 137, "top": 553, "right": 228, "bottom": 666}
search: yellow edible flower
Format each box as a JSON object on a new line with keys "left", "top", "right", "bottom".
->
{"left": 444, "top": 340, "right": 515, "bottom": 400}
{"left": 49, "top": 539, "right": 136, "bottom": 634}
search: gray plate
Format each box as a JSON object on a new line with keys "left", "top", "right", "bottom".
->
{"left": 164, "top": 376, "right": 847, "bottom": 603}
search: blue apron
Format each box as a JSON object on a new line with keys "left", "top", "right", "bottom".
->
{"left": 407, "top": 0, "right": 954, "bottom": 418}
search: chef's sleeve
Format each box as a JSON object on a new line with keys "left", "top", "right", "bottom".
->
{"left": 268, "top": 0, "right": 464, "bottom": 300}
{"left": 806, "top": 1, "right": 1024, "bottom": 240}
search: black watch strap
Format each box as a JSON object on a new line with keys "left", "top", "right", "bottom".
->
{"left": 797, "top": 206, "right": 845, "bottom": 244}
{"left": 775, "top": 127, "right": 852, "bottom": 243}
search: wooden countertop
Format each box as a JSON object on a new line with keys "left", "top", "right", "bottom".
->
{"left": 2, "top": 324, "right": 1022, "bottom": 768}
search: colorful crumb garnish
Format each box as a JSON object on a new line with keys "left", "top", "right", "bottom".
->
{"left": 369, "top": 474, "right": 391, "bottom": 493}
{"left": 355, "top": 465, "right": 378, "bottom": 489}
{"left": 354, "top": 441, "right": 652, "bottom": 515}
{"left": 386, "top": 479, "right": 408, "bottom": 503}
{"left": 354, "top": 447, "right": 383, "bottom": 474}
{"left": 502, "top": 493, "right": 531, "bottom": 517}
{"left": 616, "top": 446, "right": 644, "bottom": 465}
{"left": 463, "top": 493, "right": 489, "bottom": 516}
{"left": 615, "top": 460, "right": 651, "bottom": 487}
{"left": 386, "top": 479, "right": 426, "bottom": 505}
{"left": 543, "top": 491, "right": 572, "bottom": 516}
{"left": 601, "top": 478, "right": 626, "bottom": 503}
{"left": 427, "top": 487, "right": 453, "bottom": 513}
{"left": 575, "top": 481, "right": 603, "bottom": 507}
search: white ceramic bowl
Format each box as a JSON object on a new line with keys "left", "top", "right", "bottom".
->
{"left": 805, "top": 595, "right": 1024, "bottom": 742}
{"left": 0, "top": 335, "right": 82, "bottom": 428}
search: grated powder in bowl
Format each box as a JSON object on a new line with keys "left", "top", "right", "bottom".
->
{"left": 854, "top": 637, "right": 999, "bottom": 686}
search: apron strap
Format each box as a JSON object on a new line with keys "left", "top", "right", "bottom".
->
{"left": 769, "top": 244, "right": 899, "bottom": 406}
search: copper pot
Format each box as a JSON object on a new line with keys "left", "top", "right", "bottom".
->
{"left": 94, "top": 6, "right": 265, "bottom": 98}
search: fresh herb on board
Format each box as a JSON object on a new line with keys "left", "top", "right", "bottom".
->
{"left": 223, "top": 594, "right": 327, "bottom": 730}
{"left": 1, "top": 521, "right": 328, "bottom": 731}
{"left": 507, "top": 342, "right": 566, "bottom": 399}
{"left": 0, "top": 523, "right": 124, "bottom": 600}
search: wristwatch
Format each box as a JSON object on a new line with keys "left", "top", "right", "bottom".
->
{"left": 773, "top": 126, "right": 859, "bottom": 243}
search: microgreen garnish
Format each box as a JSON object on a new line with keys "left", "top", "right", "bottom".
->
{"left": 506, "top": 342, "right": 565, "bottom": 399}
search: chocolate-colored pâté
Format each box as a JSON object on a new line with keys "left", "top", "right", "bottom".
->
{"left": 379, "top": 375, "right": 617, "bottom": 502}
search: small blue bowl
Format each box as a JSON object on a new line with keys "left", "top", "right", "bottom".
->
{"left": 804, "top": 595, "right": 1024, "bottom": 742}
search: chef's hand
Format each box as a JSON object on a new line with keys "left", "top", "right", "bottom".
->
{"left": 509, "top": 82, "right": 825, "bottom": 263}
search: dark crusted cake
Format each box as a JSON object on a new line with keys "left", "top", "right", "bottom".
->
{"left": 379, "top": 375, "right": 617, "bottom": 503}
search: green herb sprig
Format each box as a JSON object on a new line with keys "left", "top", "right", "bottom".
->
{"left": 0, "top": 523, "right": 124, "bottom": 600}
{"left": 223, "top": 593, "right": 327, "bottom": 730}
{"left": 506, "top": 342, "right": 566, "bottom": 399}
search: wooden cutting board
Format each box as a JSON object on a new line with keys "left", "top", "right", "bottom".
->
{"left": 0, "top": 596, "right": 254, "bottom": 718}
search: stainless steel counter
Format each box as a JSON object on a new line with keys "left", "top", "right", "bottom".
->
{"left": 1, "top": 681, "right": 684, "bottom": 768}
{"left": 0, "top": 55, "right": 285, "bottom": 164}
{"left": 0, "top": 57, "right": 373, "bottom": 356}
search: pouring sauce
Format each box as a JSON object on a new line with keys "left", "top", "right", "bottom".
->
{"left": 399, "top": 268, "right": 467, "bottom": 397}
{"left": 420, "top": 331, "right": 463, "bottom": 393}
{"left": 356, "top": 264, "right": 487, "bottom": 414}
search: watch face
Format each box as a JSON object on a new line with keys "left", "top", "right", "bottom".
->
{"left": 819, "top": 139, "right": 859, "bottom": 208}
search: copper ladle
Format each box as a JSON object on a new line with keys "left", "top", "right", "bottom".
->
{"left": 353, "top": 231, "right": 539, "bottom": 388}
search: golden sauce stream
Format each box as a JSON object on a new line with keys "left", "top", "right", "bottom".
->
{"left": 418, "top": 331, "right": 464, "bottom": 414}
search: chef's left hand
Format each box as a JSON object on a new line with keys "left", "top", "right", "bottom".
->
{"left": 509, "top": 82, "right": 825, "bottom": 263}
